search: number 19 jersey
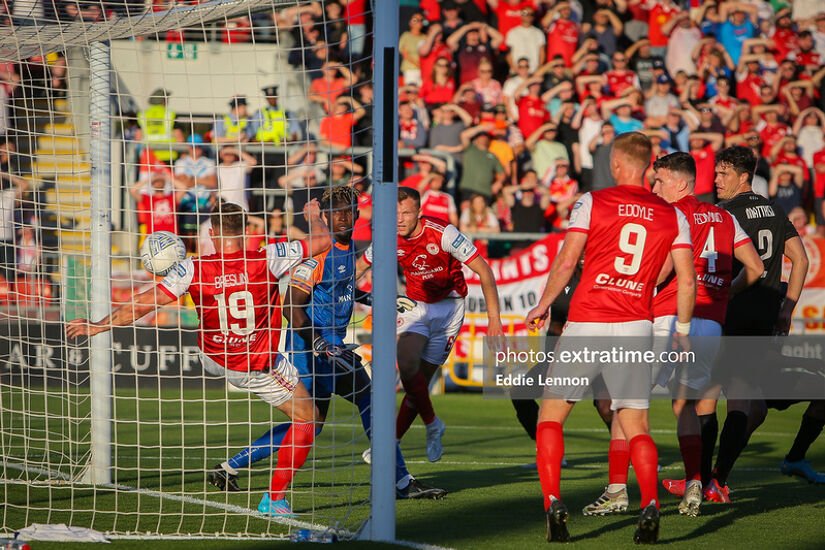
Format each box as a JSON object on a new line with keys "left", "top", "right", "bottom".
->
{"left": 567, "top": 186, "right": 692, "bottom": 323}
{"left": 159, "top": 241, "right": 308, "bottom": 372}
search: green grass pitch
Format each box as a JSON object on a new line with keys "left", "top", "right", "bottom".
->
{"left": 2, "top": 391, "right": 824, "bottom": 549}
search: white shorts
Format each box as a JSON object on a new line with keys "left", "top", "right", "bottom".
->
{"left": 545, "top": 320, "right": 653, "bottom": 411}
{"left": 652, "top": 315, "right": 721, "bottom": 391}
{"left": 397, "top": 298, "right": 465, "bottom": 365}
{"left": 201, "top": 353, "right": 299, "bottom": 408}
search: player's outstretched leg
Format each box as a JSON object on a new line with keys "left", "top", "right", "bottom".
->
{"left": 259, "top": 382, "right": 318, "bottom": 518}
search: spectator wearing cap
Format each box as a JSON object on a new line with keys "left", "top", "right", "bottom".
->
{"left": 645, "top": 74, "right": 680, "bottom": 128}
{"left": 718, "top": 2, "right": 758, "bottom": 66}
{"left": 446, "top": 21, "right": 501, "bottom": 85}
{"left": 250, "top": 86, "right": 298, "bottom": 144}
{"left": 505, "top": 5, "right": 546, "bottom": 73}
{"left": 458, "top": 123, "right": 506, "bottom": 204}
{"left": 543, "top": 2, "right": 579, "bottom": 67}
{"left": 526, "top": 122, "right": 568, "bottom": 186}
{"left": 174, "top": 134, "right": 217, "bottom": 252}
{"left": 309, "top": 61, "right": 356, "bottom": 113}
{"left": 213, "top": 95, "right": 253, "bottom": 144}
{"left": 399, "top": 11, "right": 427, "bottom": 86}
{"left": 137, "top": 88, "right": 184, "bottom": 163}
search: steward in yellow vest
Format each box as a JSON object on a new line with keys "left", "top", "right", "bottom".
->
{"left": 214, "top": 95, "right": 252, "bottom": 143}
{"left": 252, "top": 85, "right": 292, "bottom": 144}
{"left": 138, "top": 88, "right": 184, "bottom": 161}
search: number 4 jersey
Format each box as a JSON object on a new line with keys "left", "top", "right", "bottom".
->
{"left": 653, "top": 195, "right": 752, "bottom": 325}
{"left": 159, "top": 241, "right": 309, "bottom": 372}
{"left": 567, "top": 186, "right": 692, "bottom": 323}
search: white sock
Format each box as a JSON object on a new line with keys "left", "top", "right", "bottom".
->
{"left": 396, "top": 474, "right": 414, "bottom": 490}
{"left": 607, "top": 483, "right": 626, "bottom": 493}
{"left": 220, "top": 461, "right": 239, "bottom": 476}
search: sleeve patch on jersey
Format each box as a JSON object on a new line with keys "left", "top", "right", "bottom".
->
{"left": 292, "top": 260, "right": 317, "bottom": 281}
{"left": 451, "top": 234, "right": 467, "bottom": 249}
{"left": 275, "top": 242, "right": 286, "bottom": 256}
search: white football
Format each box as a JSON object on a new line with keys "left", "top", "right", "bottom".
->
{"left": 140, "top": 231, "right": 186, "bottom": 276}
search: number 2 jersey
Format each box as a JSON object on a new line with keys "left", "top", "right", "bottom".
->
{"left": 159, "top": 241, "right": 309, "bottom": 372}
{"left": 653, "top": 195, "right": 752, "bottom": 325}
{"left": 567, "top": 186, "right": 692, "bottom": 323}
{"left": 363, "top": 216, "right": 479, "bottom": 303}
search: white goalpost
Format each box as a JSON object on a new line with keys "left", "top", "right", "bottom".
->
{"left": 0, "top": 0, "right": 398, "bottom": 541}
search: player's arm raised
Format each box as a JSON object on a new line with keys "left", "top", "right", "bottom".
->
{"left": 303, "top": 198, "right": 332, "bottom": 257}
{"left": 66, "top": 285, "right": 176, "bottom": 339}
{"left": 777, "top": 235, "right": 809, "bottom": 334}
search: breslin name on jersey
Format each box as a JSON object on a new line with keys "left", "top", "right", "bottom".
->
{"left": 618, "top": 204, "right": 654, "bottom": 221}
{"left": 745, "top": 204, "right": 775, "bottom": 219}
{"left": 214, "top": 272, "right": 249, "bottom": 290}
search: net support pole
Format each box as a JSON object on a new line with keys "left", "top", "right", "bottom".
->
{"left": 83, "top": 41, "right": 113, "bottom": 485}
{"left": 367, "top": 0, "right": 399, "bottom": 542}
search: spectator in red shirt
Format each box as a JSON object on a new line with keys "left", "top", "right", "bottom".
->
{"left": 308, "top": 61, "right": 356, "bottom": 113}
{"left": 795, "top": 31, "right": 822, "bottom": 72}
{"left": 605, "top": 51, "right": 640, "bottom": 97}
{"left": 420, "top": 169, "right": 459, "bottom": 226}
{"left": 736, "top": 55, "right": 765, "bottom": 106}
{"left": 647, "top": 0, "right": 680, "bottom": 55}
{"left": 813, "top": 147, "right": 825, "bottom": 235}
{"left": 130, "top": 173, "right": 179, "bottom": 236}
{"left": 421, "top": 56, "right": 457, "bottom": 107}
{"left": 772, "top": 136, "right": 810, "bottom": 188}
{"left": 755, "top": 104, "right": 791, "bottom": 158}
{"left": 320, "top": 96, "right": 366, "bottom": 150}
{"left": 418, "top": 23, "right": 454, "bottom": 89}
{"left": 492, "top": 0, "right": 536, "bottom": 49}
{"left": 543, "top": 2, "right": 579, "bottom": 67}
{"left": 771, "top": 8, "right": 797, "bottom": 62}
{"left": 688, "top": 132, "right": 725, "bottom": 203}
{"left": 512, "top": 76, "right": 549, "bottom": 140}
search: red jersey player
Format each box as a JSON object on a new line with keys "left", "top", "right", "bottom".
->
{"left": 66, "top": 201, "right": 332, "bottom": 518}
{"left": 357, "top": 187, "right": 504, "bottom": 463}
{"left": 585, "top": 153, "right": 762, "bottom": 519}
{"left": 525, "top": 133, "right": 696, "bottom": 544}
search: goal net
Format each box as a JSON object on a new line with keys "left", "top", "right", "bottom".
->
{"left": 0, "top": 0, "right": 384, "bottom": 540}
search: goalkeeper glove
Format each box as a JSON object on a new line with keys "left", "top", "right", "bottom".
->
{"left": 312, "top": 336, "right": 359, "bottom": 372}
{"left": 397, "top": 296, "right": 417, "bottom": 313}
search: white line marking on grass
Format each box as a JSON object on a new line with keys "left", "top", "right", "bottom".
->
{"left": 393, "top": 539, "right": 455, "bottom": 550}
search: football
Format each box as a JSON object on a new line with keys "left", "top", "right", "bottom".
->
{"left": 139, "top": 231, "right": 187, "bottom": 276}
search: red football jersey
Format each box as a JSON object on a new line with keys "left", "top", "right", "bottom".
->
{"left": 547, "top": 19, "right": 579, "bottom": 66}
{"left": 653, "top": 195, "right": 751, "bottom": 325}
{"left": 566, "top": 186, "right": 692, "bottom": 323}
{"left": 364, "top": 217, "right": 478, "bottom": 303}
{"left": 159, "top": 241, "right": 308, "bottom": 372}
{"left": 138, "top": 192, "right": 177, "bottom": 233}
{"left": 421, "top": 190, "right": 457, "bottom": 223}
{"left": 606, "top": 70, "right": 638, "bottom": 96}
{"left": 814, "top": 149, "right": 825, "bottom": 198}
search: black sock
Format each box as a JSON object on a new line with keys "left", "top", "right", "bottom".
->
{"left": 698, "top": 412, "right": 718, "bottom": 486}
{"left": 511, "top": 398, "right": 540, "bottom": 440}
{"left": 785, "top": 414, "right": 825, "bottom": 463}
{"left": 713, "top": 410, "right": 749, "bottom": 487}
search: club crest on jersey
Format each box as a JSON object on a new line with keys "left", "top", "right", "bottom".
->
{"left": 412, "top": 254, "right": 430, "bottom": 270}
{"left": 426, "top": 243, "right": 439, "bottom": 255}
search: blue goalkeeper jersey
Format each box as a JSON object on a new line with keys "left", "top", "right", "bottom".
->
{"left": 287, "top": 240, "right": 355, "bottom": 348}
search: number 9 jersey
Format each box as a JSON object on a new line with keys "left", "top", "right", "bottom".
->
{"left": 159, "top": 241, "right": 309, "bottom": 372}
{"left": 566, "top": 186, "right": 692, "bottom": 323}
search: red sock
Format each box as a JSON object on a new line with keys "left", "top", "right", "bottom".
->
{"left": 402, "top": 371, "right": 435, "bottom": 425}
{"left": 536, "top": 421, "right": 564, "bottom": 511}
{"left": 269, "top": 422, "right": 315, "bottom": 501}
{"left": 629, "top": 434, "right": 659, "bottom": 509}
{"left": 608, "top": 438, "right": 631, "bottom": 485}
{"left": 396, "top": 395, "right": 418, "bottom": 439}
{"left": 678, "top": 435, "right": 702, "bottom": 482}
